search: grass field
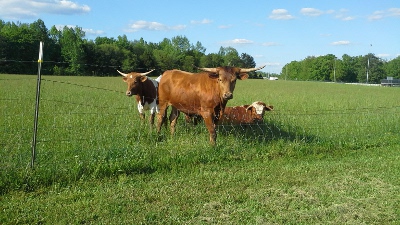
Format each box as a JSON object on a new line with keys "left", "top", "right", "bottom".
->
{"left": 1, "top": 74, "right": 399, "bottom": 224}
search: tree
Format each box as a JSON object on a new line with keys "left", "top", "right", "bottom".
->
{"left": 240, "top": 53, "right": 256, "bottom": 68}
{"left": 356, "top": 54, "right": 385, "bottom": 83}
{"left": 153, "top": 38, "right": 179, "bottom": 70}
{"left": 339, "top": 54, "right": 357, "bottom": 82}
{"left": 367, "top": 54, "right": 386, "bottom": 83}
{"left": 384, "top": 56, "right": 400, "bottom": 79}
{"left": 172, "top": 35, "right": 191, "bottom": 53}
{"left": 59, "top": 26, "right": 85, "bottom": 75}
{"left": 200, "top": 53, "right": 224, "bottom": 67}
{"left": 219, "top": 46, "right": 241, "bottom": 66}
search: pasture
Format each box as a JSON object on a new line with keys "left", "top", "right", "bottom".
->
{"left": 1, "top": 74, "right": 399, "bottom": 224}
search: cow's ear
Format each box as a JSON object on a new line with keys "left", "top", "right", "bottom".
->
{"left": 123, "top": 77, "right": 128, "bottom": 82}
{"left": 208, "top": 73, "right": 219, "bottom": 79}
{"left": 245, "top": 105, "right": 253, "bottom": 111}
{"left": 265, "top": 105, "right": 274, "bottom": 111}
{"left": 140, "top": 76, "right": 148, "bottom": 82}
{"left": 238, "top": 73, "right": 249, "bottom": 80}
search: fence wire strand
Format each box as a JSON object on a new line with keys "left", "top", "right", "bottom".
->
{"left": 1, "top": 75, "right": 400, "bottom": 157}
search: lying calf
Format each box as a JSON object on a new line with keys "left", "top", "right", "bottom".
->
{"left": 185, "top": 101, "right": 273, "bottom": 125}
{"left": 218, "top": 101, "right": 273, "bottom": 125}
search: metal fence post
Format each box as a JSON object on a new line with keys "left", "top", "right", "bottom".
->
{"left": 31, "top": 41, "right": 44, "bottom": 169}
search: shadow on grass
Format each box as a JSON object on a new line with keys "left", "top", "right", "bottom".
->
{"left": 216, "top": 120, "right": 319, "bottom": 144}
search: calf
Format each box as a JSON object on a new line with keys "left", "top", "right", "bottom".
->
{"left": 218, "top": 101, "right": 273, "bottom": 125}
{"left": 117, "top": 69, "right": 161, "bottom": 126}
{"left": 185, "top": 101, "right": 273, "bottom": 125}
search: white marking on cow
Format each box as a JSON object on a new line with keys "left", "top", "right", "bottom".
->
{"left": 130, "top": 75, "right": 133, "bottom": 78}
{"left": 137, "top": 100, "right": 159, "bottom": 114}
{"left": 137, "top": 76, "right": 160, "bottom": 114}
{"left": 155, "top": 75, "right": 162, "bottom": 82}
{"left": 251, "top": 102, "right": 265, "bottom": 115}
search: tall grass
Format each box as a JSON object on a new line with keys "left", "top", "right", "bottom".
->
{"left": 1, "top": 74, "right": 400, "bottom": 224}
{"left": 1, "top": 74, "right": 399, "bottom": 194}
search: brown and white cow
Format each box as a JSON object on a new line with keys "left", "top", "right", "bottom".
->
{"left": 156, "top": 65, "right": 265, "bottom": 145}
{"left": 185, "top": 101, "right": 273, "bottom": 125}
{"left": 117, "top": 69, "right": 161, "bottom": 126}
{"left": 218, "top": 101, "right": 273, "bottom": 125}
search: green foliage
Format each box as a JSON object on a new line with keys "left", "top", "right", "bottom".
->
{"left": 282, "top": 53, "right": 391, "bottom": 83}
{"left": 0, "top": 19, "right": 256, "bottom": 76}
{"left": 384, "top": 56, "right": 400, "bottom": 78}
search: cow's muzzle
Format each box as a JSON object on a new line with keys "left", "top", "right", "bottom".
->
{"left": 223, "top": 92, "right": 233, "bottom": 100}
{"left": 126, "top": 91, "right": 133, "bottom": 96}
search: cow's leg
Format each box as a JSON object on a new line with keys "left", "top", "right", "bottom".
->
{"left": 169, "top": 106, "right": 180, "bottom": 135}
{"left": 157, "top": 103, "right": 168, "bottom": 133}
{"left": 137, "top": 103, "right": 145, "bottom": 122}
{"left": 149, "top": 113, "right": 155, "bottom": 126}
{"left": 184, "top": 114, "right": 192, "bottom": 124}
{"left": 200, "top": 111, "right": 217, "bottom": 145}
{"left": 193, "top": 115, "right": 202, "bottom": 125}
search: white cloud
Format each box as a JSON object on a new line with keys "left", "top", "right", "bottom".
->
{"left": 369, "top": 8, "right": 400, "bottom": 20}
{"left": 389, "top": 8, "right": 400, "bottom": 17}
{"left": 0, "top": 0, "right": 90, "bottom": 20}
{"left": 334, "top": 9, "right": 355, "bottom": 21}
{"left": 331, "top": 40, "right": 351, "bottom": 46}
{"left": 300, "top": 8, "right": 324, "bottom": 17}
{"left": 83, "top": 28, "right": 105, "bottom": 36}
{"left": 368, "top": 10, "right": 385, "bottom": 20}
{"left": 190, "top": 19, "right": 212, "bottom": 24}
{"left": 126, "top": 20, "right": 186, "bottom": 32}
{"left": 54, "top": 24, "right": 104, "bottom": 36}
{"left": 341, "top": 16, "right": 355, "bottom": 21}
{"left": 269, "top": 9, "right": 294, "bottom": 20}
{"left": 222, "top": 38, "right": 254, "bottom": 45}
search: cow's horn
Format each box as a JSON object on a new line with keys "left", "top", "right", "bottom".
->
{"left": 240, "top": 65, "right": 266, "bottom": 73}
{"left": 117, "top": 70, "right": 128, "bottom": 77}
{"left": 140, "top": 69, "right": 155, "bottom": 76}
{"left": 197, "top": 67, "right": 217, "bottom": 73}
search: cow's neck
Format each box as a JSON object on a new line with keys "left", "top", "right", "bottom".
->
{"left": 136, "top": 79, "right": 157, "bottom": 105}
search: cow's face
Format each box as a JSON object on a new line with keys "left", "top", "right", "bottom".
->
{"left": 247, "top": 101, "right": 273, "bottom": 122}
{"left": 210, "top": 67, "right": 248, "bottom": 100}
{"left": 122, "top": 73, "right": 148, "bottom": 96}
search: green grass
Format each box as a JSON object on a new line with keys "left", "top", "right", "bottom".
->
{"left": 1, "top": 74, "right": 399, "bottom": 224}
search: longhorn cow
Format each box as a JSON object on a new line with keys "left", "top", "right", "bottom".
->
{"left": 118, "top": 69, "right": 161, "bottom": 126}
{"left": 156, "top": 65, "right": 265, "bottom": 145}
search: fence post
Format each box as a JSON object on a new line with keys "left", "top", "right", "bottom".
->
{"left": 31, "top": 41, "right": 44, "bottom": 169}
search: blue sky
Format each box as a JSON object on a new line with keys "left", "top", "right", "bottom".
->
{"left": 1, "top": 0, "right": 399, "bottom": 73}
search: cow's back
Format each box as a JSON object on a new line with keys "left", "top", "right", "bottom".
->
{"left": 159, "top": 70, "right": 220, "bottom": 115}
{"left": 218, "top": 106, "right": 249, "bottom": 125}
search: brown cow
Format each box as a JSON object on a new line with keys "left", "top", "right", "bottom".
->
{"left": 156, "top": 65, "right": 265, "bottom": 145}
{"left": 218, "top": 101, "right": 273, "bottom": 125}
{"left": 185, "top": 101, "right": 273, "bottom": 125}
{"left": 117, "top": 69, "right": 160, "bottom": 125}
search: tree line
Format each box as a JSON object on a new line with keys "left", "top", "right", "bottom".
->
{"left": 0, "top": 19, "right": 261, "bottom": 77}
{"left": 282, "top": 53, "right": 400, "bottom": 83}
{"left": 1, "top": 19, "right": 399, "bottom": 82}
